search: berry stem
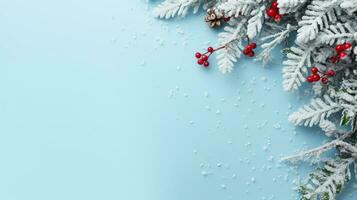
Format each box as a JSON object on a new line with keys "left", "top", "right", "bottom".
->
{"left": 246, "top": 35, "right": 250, "bottom": 44}
{"left": 201, "top": 46, "right": 225, "bottom": 56}
{"left": 195, "top": 45, "right": 226, "bottom": 68}
{"left": 214, "top": 46, "right": 225, "bottom": 51}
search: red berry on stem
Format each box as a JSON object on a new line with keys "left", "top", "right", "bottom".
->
{"left": 339, "top": 52, "right": 348, "bottom": 59}
{"left": 246, "top": 45, "right": 254, "bottom": 52}
{"left": 195, "top": 52, "right": 201, "bottom": 58}
{"left": 344, "top": 42, "right": 352, "bottom": 50}
{"left": 335, "top": 44, "right": 344, "bottom": 52}
{"left": 243, "top": 48, "right": 251, "bottom": 55}
{"left": 311, "top": 67, "right": 318, "bottom": 74}
{"left": 312, "top": 74, "right": 320, "bottom": 81}
{"left": 207, "top": 47, "right": 214, "bottom": 53}
{"left": 201, "top": 55, "right": 208, "bottom": 61}
{"left": 203, "top": 61, "right": 209, "bottom": 67}
{"left": 197, "top": 59, "right": 204, "bottom": 65}
{"left": 327, "top": 69, "right": 336, "bottom": 76}
{"left": 274, "top": 14, "right": 282, "bottom": 22}
{"left": 245, "top": 43, "right": 257, "bottom": 52}
{"left": 271, "top": 1, "right": 278, "bottom": 8}
{"left": 249, "top": 43, "right": 257, "bottom": 49}
{"left": 307, "top": 76, "right": 314, "bottom": 83}
{"left": 247, "top": 51, "right": 255, "bottom": 57}
{"left": 321, "top": 77, "right": 329, "bottom": 84}
{"left": 267, "top": 8, "right": 277, "bottom": 18}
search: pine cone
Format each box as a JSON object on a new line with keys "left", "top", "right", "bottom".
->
{"left": 204, "top": 9, "right": 223, "bottom": 28}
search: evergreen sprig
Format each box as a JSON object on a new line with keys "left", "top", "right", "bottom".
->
{"left": 152, "top": 0, "right": 357, "bottom": 199}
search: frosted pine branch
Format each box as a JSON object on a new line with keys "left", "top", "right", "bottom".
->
{"left": 152, "top": 1, "right": 357, "bottom": 198}
{"left": 300, "top": 158, "right": 353, "bottom": 200}
{"left": 282, "top": 45, "right": 313, "bottom": 91}
{"left": 296, "top": 0, "right": 340, "bottom": 44}
{"left": 282, "top": 133, "right": 353, "bottom": 162}
{"left": 153, "top": 0, "right": 202, "bottom": 19}
{"left": 277, "top": 0, "right": 308, "bottom": 14}
{"left": 288, "top": 95, "right": 341, "bottom": 127}
{"left": 216, "top": 47, "right": 237, "bottom": 74}
{"left": 216, "top": 18, "right": 247, "bottom": 73}
{"left": 218, "top": 0, "right": 257, "bottom": 17}
{"left": 256, "top": 24, "right": 296, "bottom": 64}
{"left": 317, "top": 23, "right": 356, "bottom": 45}
{"left": 319, "top": 120, "right": 338, "bottom": 137}
{"left": 246, "top": 6, "right": 265, "bottom": 39}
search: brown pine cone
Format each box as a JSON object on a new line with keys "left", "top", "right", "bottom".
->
{"left": 204, "top": 9, "right": 223, "bottom": 28}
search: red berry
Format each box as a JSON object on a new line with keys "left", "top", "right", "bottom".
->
{"left": 249, "top": 43, "right": 257, "bottom": 49}
{"left": 197, "top": 59, "right": 204, "bottom": 65}
{"left": 247, "top": 51, "right": 255, "bottom": 57}
{"left": 245, "top": 43, "right": 257, "bottom": 52}
{"left": 327, "top": 69, "right": 336, "bottom": 76}
{"left": 344, "top": 42, "right": 352, "bottom": 50}
{"left": 243, "top": 48, "right": 251, "bottom": 55}
{"left": 335, "top": 44, "right": 344, "bottom": 52}
{"left": 195, "top": 52, "right": 201, "bottom": 58}
{"left": 312, "top": 74, "right": 320, "bottom": 81}
{"left": 307, "top": 76, "right": 314, "bottom": 83}
{"left": 321, "top": 77, "right": 329, "bottom": 84}
{"left": 311, "top": 67, "right": 319, "bottom": 74}
{"left": 271, "top": 1, "right": 278, "bottom": 8}
{"left": 274, "top": 14, "right": 282, "bottom": 22}
{"left": 246, "top": 46, "right": 253, "bottom": 52}
{"left": 267, "top": 8, "right": 277, "bottom": 18}
{"left": 203, "top": 61, "right": 209, "bottom": 67}
{"left": 207, "top": 47, "right": 214, "bottom": 53}
{"left": 201, "top": 55, "right": 208, "bottom": 61}
{"left": 339, "top": 52, "right": 348, "bottom": 59}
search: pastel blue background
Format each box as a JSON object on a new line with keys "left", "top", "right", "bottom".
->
{"left": 0, "top": 1, "right": 355, "bottom": 200}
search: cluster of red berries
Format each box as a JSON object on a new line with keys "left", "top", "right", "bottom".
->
{"left": 195, "top": 46, "right": 224, "bottom": 67}
{"left": 243, "top": 42, "right": 257, "bottom": 57}
{"left": 266, "top": 1, "right": 282, "bottom": 22}
{"left": 330, "top": 42, "right": 352, "bottom": 63}
{"left": 306, "top": 67, "right": 336, "bottom": 85}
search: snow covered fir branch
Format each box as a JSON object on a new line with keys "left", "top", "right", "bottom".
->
{"left": 152, "top": 0, "right": 357, "bottom": 199}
